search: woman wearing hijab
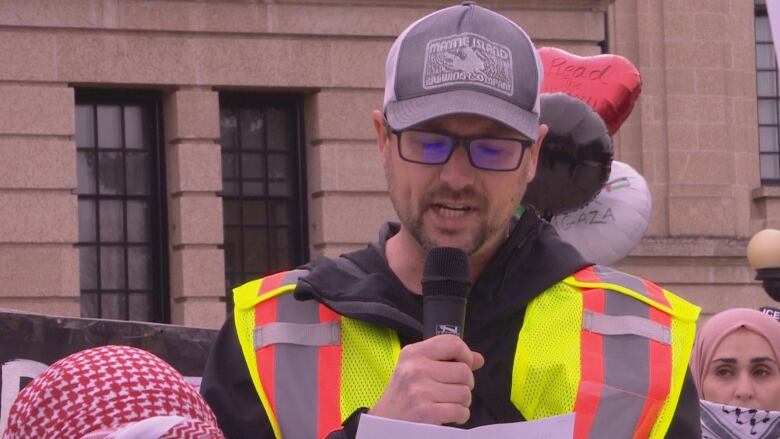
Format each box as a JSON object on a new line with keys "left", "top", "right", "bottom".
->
{"left": 690, "top": 308, "right": 780, "bottom": 438}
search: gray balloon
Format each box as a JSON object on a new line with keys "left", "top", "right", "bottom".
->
{"left": 522, "top": 92, "right": 613, "bottom": 218}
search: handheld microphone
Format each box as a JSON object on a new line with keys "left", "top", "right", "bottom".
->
{"left": 422, "top": 247, "right": 471, "bottom": 339}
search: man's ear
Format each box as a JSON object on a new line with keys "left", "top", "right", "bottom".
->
{"left": 525, "top": 124, "right": 548, "bottom": 182}
{"left": 372, "top": 110, "right": 389, "bottom": 152}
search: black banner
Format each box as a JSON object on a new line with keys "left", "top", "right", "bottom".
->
{"left": 0, "top": 309, "right": 218, "bottom": 435}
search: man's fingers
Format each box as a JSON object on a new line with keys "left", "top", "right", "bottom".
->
{"left": 371, "top": 336, "right": 481, "bottom": 425}
{"left": 406, "top": 334, "right": 474, "bottom": 364}
{"left": 428, "top": 382, "right": 472, "bottom": 407}
{"left": 427, "top": 403, "right": 471, "bottom": 425}
{"left": 426, "top": 360, "right": 474, "bottom": 388}
{"left": 471, "top": 352, "right": 485, "bottom": 370}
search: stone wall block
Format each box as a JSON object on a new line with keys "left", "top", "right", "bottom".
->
{"left": 269, "top": 3, "right": 418, "bottom": 37}
{"left": 0, "top": 244, "right": 79, "bottom": 297}
{"left": 309, "top": 194, "right": 394, "bottom": 247}
{"left": 171, "top": 297, "right": 225, "bottom": 329}
{"left": 664, "top": 68, "right": 696, "bottom": 95}
{"left": 694, "top": 68, "right": 727, "bottom": 95}
{"left": 505, "top": 9, "right": 605, "bottom": 42}
{"left": 732, "top": 42, "right": 757, "bottom": 70}
{"left": 308, "top": 141, "right": 386, "bottom": 194}
{"left": 666, "top": 123, "right": 698, "bottom": 150}
{"left": 0, "top": 137, "right": 76, "bottom": 189}
{"left": 663, "top": 13, "right": 695, "bottom": 40}
{"left": 0, "top": 0, "right": 267, "bottom": 33}
{"left": 753, "top": 187, "right": 780, "bottom": 230}
{"left": 732, "top": 99, "right": 758, "bottom": 126}
{"left": 0, "top": 298, "right": 80, "bottom": 317}
{"left": 0, "top": 191, "right": 77, "bottom": 243}
{"left": 665, "top": 41, "right": 729, "bottom": 69}
{"left": 170, "top": 247, "right": 225, "bottom": 298}
{"left": 164, "top": 90, "right": 220, "bottom": 142}
{"left": 328, "top": 40, "right": 388, "bottom": 89}
{"left": 666, "top": 95, "right": 727, "bottom": 124}
{"left": 194, "top": 37, "right": 332, "bottom": 87}
{"left": 696, "top": 124, "right": 729, "bottom": 151}
{"left": 305, "top": 90, "right": 383, "bottom": 143}
{"left": 693, "top": 13, "right": 727, "bottom": 42}
{"left": 58, "top": 33, "right": 331, "bottom": 87}
{"left": 617, "top": 260, "right": 753, "bottom": 286}
{"left": 669, "top": 196, "right": 736, "bottom": 236}
{"left": 58, "top": 33, "right": 198, "bottom": 85}
{"left": 734, "top": 153, "right": 760, "bottom": 187}
{"left": 0, "top": 85, "right": 74, "bottom": 135}
{"left": 169, "top": 195, "right": 224, "bottom": 247}
{"left": 729, "top": 71, "right": 757, "bottom": 98}
{"left": 118, "top": 1, "right": 268, "bottom": 33}
{"left": 168, "top": 142, "right": 222, "bottom": 194}
{"left": 668, "top": 151, "right": 734, "bottom": 185}
{"left": 0, "top": 31, "right": 57, "bottom": 81}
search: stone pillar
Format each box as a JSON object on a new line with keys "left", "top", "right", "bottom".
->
{"left": 305, "top": 89, "right": 395, "bottom": 258}
{"left": 0, "top": 84, "right": 79, "bottom": 315}
{"left": 164, "top": 88, "right": 225, "bottom": 328}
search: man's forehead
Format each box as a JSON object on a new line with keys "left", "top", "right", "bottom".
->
{"left": 413, "top": 114, "right": 523, "bottom": 137}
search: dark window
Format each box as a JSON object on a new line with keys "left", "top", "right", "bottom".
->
{"left": 219, "top": 94, "right": 308, "bottom": 306}
{"left": 75, "top": 90, "right": 169, "bottom": 322}
{"left": 756, "top": 1, "right": 780, "bottom": 183}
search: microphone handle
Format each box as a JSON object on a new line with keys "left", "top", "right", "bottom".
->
{"left": 422, "top": 295, "right": 467, "bottom": 339}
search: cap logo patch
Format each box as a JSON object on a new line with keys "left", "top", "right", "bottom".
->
{"left": 423, "top": 32, "right": 513, "bottom": 96}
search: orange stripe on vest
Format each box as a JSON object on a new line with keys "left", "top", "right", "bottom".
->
{"left": 574, "top": 288, "right": 606, "bottom": 438}
{"left": 317, "top": 305, "right": 342, "bottom": 438}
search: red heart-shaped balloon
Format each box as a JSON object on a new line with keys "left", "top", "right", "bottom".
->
{"left": 538, "top": 47, "right": 642, "bottom": 135}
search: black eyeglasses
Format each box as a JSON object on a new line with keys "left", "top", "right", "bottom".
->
{"left": 385, "top": 121, "right": 533, "bottom": 172}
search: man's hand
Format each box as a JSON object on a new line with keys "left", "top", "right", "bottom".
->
{"left": 368, "top": 334, "right": 485, "bottom": 425}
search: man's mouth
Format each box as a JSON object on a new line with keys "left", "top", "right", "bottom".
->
{"left": 432, "top": 204, "right": 474, "bottom": 219}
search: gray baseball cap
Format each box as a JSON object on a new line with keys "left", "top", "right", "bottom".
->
{"left": 384, "top": 1, "right": 543, "bottom": 140}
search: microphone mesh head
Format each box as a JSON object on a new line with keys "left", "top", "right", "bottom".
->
{"left": 422, "top": 247, "right": 470, "bottom": 298}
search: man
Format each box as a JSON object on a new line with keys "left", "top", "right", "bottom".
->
{"left": 201, "top": 2, "right": 702, "bottom": 438}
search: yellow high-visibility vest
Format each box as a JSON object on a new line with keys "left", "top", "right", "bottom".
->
{"left": 233, "top": 265, "right": 699, "bottom": 439}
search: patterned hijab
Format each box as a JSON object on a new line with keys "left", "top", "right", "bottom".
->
{"left": 690, "top": 307, "right": 780, "bottom": 399}
{"left": 2, "top": 345, "right": 224, "bottom": 438}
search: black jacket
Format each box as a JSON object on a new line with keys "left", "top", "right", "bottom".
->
{"left": 201, "top": 214, "right": 702, "bottom": 438}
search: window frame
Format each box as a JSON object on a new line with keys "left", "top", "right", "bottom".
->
{"left": 74, "top": 89, "right": 170, "bottom": 323}
{"left": 218, "top": 92, "right": 310, "bottom": 308}
{"left": 756, "top": 2, "right": 780, "bottom": 184}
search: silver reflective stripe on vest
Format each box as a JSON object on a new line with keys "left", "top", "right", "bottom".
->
{"left": 274, "top": 293, "right": 322, "bottom": 438}
{"left": 254, "top": 321, "right": 340, "bottom": 349}
{"left": 593, "top": 265, "right": 658, "bottom": 302}
{"left": 588, "top": 291, "right": 654, "bottom": 439}
{"left": 583, "top": 310, "right": 671, "bottom": 345}
{"left": 281, "top": 269, "right": 308, "bottom": 288}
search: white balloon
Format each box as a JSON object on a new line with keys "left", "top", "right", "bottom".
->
{"left": 551, "top": 160, "right": 651, "bottom": 265}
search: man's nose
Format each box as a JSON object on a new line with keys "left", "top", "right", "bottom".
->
{"left": 438, "top": 143, "right": 476, "bottom": 189}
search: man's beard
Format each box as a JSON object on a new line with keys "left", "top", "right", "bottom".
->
{"left": 390, "top": 181, "right": 502, "bottom": 255}
{"left": 411, "top": 185, "right": 486, "bottom": 254}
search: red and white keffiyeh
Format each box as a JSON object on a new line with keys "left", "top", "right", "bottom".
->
{"left": 2, "top": 345, "right": 224, "bottom": 439}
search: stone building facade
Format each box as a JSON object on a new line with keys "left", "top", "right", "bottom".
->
{"left": 0, "top": 0, "right": 774, "bottom": 328}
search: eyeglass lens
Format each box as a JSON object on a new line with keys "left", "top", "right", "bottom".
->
{"left": 401, "top": 130, "right": 526, "bottom": 171}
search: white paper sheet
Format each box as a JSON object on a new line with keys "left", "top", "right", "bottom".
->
{"left": 356, "top": 413, "right": 575, "bottom": 439}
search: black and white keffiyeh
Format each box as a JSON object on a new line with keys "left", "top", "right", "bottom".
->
{"left": 700, "top": 400, "right": 780, "bottom": 439}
